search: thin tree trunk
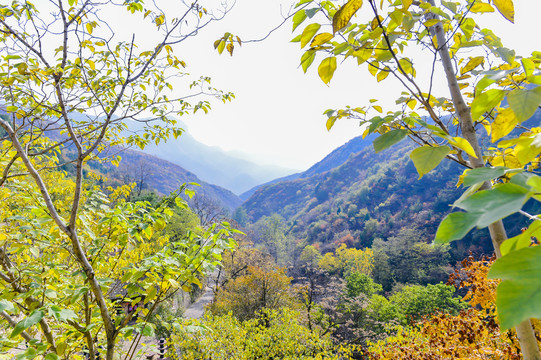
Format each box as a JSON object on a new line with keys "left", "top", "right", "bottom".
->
{"left": 427, "top": 2, "right": 541, "bottom": 358}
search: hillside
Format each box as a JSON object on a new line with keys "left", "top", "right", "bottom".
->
{"left": 67, "top": 149, "right": 242, "bottom": 210}
{"left": 240, "top": 136, "right": 534, "bottom": 258}
{"left": 239, "top": 135, "right": 375, "bottom": 200}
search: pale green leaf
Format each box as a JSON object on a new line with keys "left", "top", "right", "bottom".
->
{"left": 470, "top": 89, "right": 505, "bottom": 121}
{"left": 292, "top": 10, "right": 307, "bottom": 31}
{"left": 10, "top": 310, "right": 44, "bottom": 338}
{"left": 409, "top": 145, "right": 451, "bottom": 178}
{"left": 488, "top": 246, "right": 541, "bottom": 329}
{"left": 455, "top": 183, "right": 530, "bottom": 228}
{"left": 462, "top": 166, "right": 507, "bottom": 187}
{"left": 300, "top": 50, "right": 316, "bottom": 73}
{"left": 434, "top": 212, "right": 478, "bottom": 244}
{"left": 507, "top": 87, "right": 541, "bottom": 122}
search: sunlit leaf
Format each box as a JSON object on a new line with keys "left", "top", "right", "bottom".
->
{"left": 470, "top": 89, "right": 505, "bottom": 121}
{"left": 434, "top": 211, "right": 478, "bottom": 244}
{"left": 332, "top": 0, "right": 363, "bottom": 34}
{"left": 491, "top": 107, "right": 518, "bottom": 142}
{"left": 310, "top": 33, "right": 334, "bottom": 47}
{"left": 318, "top": 57, "right": 337, "bottom": 84}
{"left": 300, "top": 50, "right": 316, "bottom": 73}
{"left": 300, "top": 23, "right": 321, "bottom": 48}
{"left": 470, "top": 3, "right": 494, "bottom": 13}
{"left": 292, "top": 10, "right": 307, "bottom": 31}
{"left": 409, "top": 145, "right": 450, "bottom": 178}
{"left": 460, "top": 56, "right": 484, "bottom": 75}
{"left": 507, "top": 87, "right": 541, "bottom": 122}
{"left": 493, "top": 0, "right": 514, "bottom": 23}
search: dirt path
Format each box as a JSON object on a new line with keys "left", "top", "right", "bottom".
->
{"left": 182, "top": 284, "right": 215, "bottom": 319}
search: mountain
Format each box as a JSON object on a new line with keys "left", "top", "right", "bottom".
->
{"left": 68, "top": 149, "right": 242, "bottom": 211}
{"left": 239, "top": 135, "right": 375, "bottom": 201}
{"left": 141, "top": 130, "right": 297, "bottom": 195}
{"left": 240, "top": 134, "right": 538, "bottom": 258}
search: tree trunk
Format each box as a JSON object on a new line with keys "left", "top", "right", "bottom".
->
{"left": 427, "top": 1, "right": 541, "bottom": 358}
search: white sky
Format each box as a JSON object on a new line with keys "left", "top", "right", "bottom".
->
{"left": 130, "top": 1, "right": 540, "bottom": 171}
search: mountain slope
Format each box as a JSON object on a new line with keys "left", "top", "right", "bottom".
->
{"left": 239, "top": 135, "right": 375, "bottom": 201}
{"left": 75, "top": 149, "right": 242, "bottom": 210}
{"left": 240, "top": 137, "right": 501, "bottom": 256}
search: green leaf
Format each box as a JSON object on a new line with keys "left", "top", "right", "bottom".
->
{"left": 455, "top": 183, "right": 530, "bottom": 228}
{"left": 470, "top": 89, "right": 505, "bottom": 121}
{"left": 300, "top": 23, "right": 321, "bottom": 48}
{"left": 434, "top": 212, "right": 478, "bottom": 244}
{"left": 141, "top": 324, "right": 155, "bottom": 336}
{"left": 462, "top": 166, "right": 507, "bottom": 187}
{"left": 409, "top": 145, "right": 450, "bottom": 178}
{"left": 507, "top": 87, "right": 541, "bottom": 122}
{"left": 0, "top": 300, "right": 14, "bottom": 313}
{"left": 49, "top": 306, "right": 77, "bottom": 322}
{"left": 10, "top": 309, "right": 44, "bottom": 338}
{"left": 373, "top": 129, "right": 408, "bottom": 153}
{"left": 45, "top": 354, "right": 59, "bottom": 360}
{"left": 318, "top": 57, "right": 337, "bottom": 85}
{"left": 292, "top": 9, "right": 307, "bottom": 31}
{"left": 500, "top": 221, "right": 541, "bottom": 256}
{"left": 488, "top": 246, "right": 541, "bottom": 329}
{"left": 300, "top": 50, "right": 316, "bottom": 73}
{"left": 332, "top": 0, "right": 363, "bottom": 34}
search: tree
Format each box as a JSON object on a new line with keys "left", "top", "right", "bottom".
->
{"left": 291, "top": 0, "right": 541, "bottom": 357}
{"left": 0, "top": 1, "right": 235, "bottom": 359}
{"left": 168, "top": 308, "right": 361, "bottom": 359}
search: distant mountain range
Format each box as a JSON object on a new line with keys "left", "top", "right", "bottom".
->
{"left": 140, "top": 129, "right": 297, "bottom": 195}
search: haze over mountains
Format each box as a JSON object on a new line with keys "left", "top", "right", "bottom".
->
{"left": 141, "top": 129, "right": 298, "bottom": 195}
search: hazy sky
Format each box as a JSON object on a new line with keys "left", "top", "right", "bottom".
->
{"left": 136, "top": 1, "right": 540, "bottom": 171}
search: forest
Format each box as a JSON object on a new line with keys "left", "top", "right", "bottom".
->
{"left": 1, "top": 0, "right": 541, "bottom": 360}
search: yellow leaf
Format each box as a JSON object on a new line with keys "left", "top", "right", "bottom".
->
{"left": 377, "top": 69, "right": 389, "bottom": 82}
{"left": 492, "top": 107, "right": 518, "bottom": 142}
{"left": 301, "top": 23, "right": 321, "bottom": 48}
{"left": 406, "top": 98, "right": 417, "bottom": 110}
{"left": 368, "top": 61, "right": 379, "bottom": 77}
{"left": 493, "top": 0, "right": 514, "bottom": 23}
{"left": 423, "top": 19, "right": 439, "bottom": 27}
{"left": 449, "top": 137, "right": 478, "bottom": 159}
{"left": 373, "top": 105, "right": 382, "bottom": 113}
{"left": 310, "top": 33, "right": 334, "bottom": 47}
{"left": 332, "top": 0, "right": 363, "bottom": 34}
{"left": 353, "top": 48, "right": 372, "bottom": 65}
{"left": 370, "top": 15, "right": 383, "bottom": 31}
{"left": 87, "top": 59, "right": 95, "bottom": 70}
{"left": 470, "top": 3, "right": 494, "bottom": 13}
{"left": 318, "top": 57, "right": 337, "bottom": 85}
{"left": 460, "top": 56, "right": 484, "bottom": 75}
{"left": 226, "top": 43, "right": 234, "bottom": 56}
